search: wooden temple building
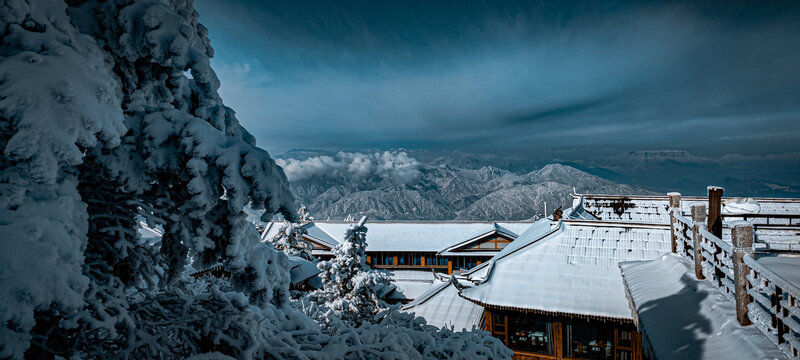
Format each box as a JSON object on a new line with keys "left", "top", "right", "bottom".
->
{"left": 255, "top": 190, "right": 800, "bottom": 359}
{"left": 260, "top": 220, "right": 533, "bottom": 275}
{"left": 458, "top": 218, "right": 666, "bottom": 360}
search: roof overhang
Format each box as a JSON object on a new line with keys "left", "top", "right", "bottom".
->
{"left": 459, "top": 291, "right": 633, "bottom": 323}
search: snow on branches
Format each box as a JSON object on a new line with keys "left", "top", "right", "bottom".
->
{"left": 269, "top": 206, "right": 314, "bottom": 261}
{"left": 0, "top": 0, "right": 124, "bottom": 356}
{"left": 0, "top": 0, "right": 511, "bottom": 358}
{"left": 309, "top": 217, "right": 393, "bottom": 329}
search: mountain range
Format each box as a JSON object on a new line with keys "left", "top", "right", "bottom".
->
{"left": 288, "top": 162, "right": 653, "bottom": 221}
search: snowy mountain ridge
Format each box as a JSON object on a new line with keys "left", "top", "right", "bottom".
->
{"left": 288, "top": 161, "right": 654, "bottom": 220}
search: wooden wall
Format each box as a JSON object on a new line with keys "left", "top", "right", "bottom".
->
{"left": 485, "top": 308, "right": 643, "bottom": 360}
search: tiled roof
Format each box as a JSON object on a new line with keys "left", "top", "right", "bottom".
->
{"left": 461, "top": 220, "right": 671, "bottom": 320}
{"left": 386, "top": 270, "right": 437, "bottom": 300}
{"left": 263, "top": 221, "right": 534, "bottom": 253}
{"left": 287, "top": 256, "right": 320, "bottom": 284}
{"left": 260, "top": 221, "right": 340, "bottom": 250}
{"left": 576, "top": 194, "right": 800, "bottom": 226}
{"left": 402, "top": 278, "right": 484, "bottom": 331}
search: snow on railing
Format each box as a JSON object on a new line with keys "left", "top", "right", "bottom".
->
{"left": 669, "top": 192, "right": 800, "bottom": 358}
{"left": 723, "top": 213, "right": 800, "bottom": 227}
{"left": 744, "top": 255, "right": 800, "bottom": 356}
{"left": 673, "top": 204, "right": 737, "bottom": 300}
{"left": 671, "top": 210, "right": 693, "bottom": 259}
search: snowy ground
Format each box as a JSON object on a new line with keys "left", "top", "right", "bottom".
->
{"left": 621, "top": 254, "right": 788, "bottom": 360}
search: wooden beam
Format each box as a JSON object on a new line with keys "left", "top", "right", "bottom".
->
{"left": 393, "top": 256, "right": 398, "bottom": 266}
{"left": 708, "top": 186, "right": 724, "bottom": 238}
{"left": 448, "top": 260, "right": 452, "bottom": 275}
{"left": 553, "top": 321, "right": 563, "bottom": 359}
{"left": 421, "top": 256, "right": 425, "bottom": 266}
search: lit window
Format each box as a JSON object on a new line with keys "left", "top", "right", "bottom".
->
{"left": 563, "top": 322, "right": 613, "bottom": 359}
{"left": 508, "top": 317, "right": 553, "bottom": 355}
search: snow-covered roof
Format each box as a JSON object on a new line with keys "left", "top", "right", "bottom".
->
{"left": 620, "top": 254, "right": 788, "bottom": 360}
{"left": 387, "top": 270, "right": 437, "bottom": 300}
{"left": 459, "top": 261, "right": 493, "bottom": 283}
{"left": 460, "top": 220, "right": 671, "bottom": 320}
{"left": 575, "top": 194, "right": 800, "bottom": 225}
{"left": 260, "top": 221, "right": 340, "bottom": 251}
{"left": 287, "top": 256, "right": 320, "bottom": 285}
{"left": 492, "top": 218, "right": 557, "bottom": 259}
{"left": 578, "top": 196, "right": 681, "bottom": 224}
{"left": 308, "top": 221, "right": 534, "bottom": 253}
{"left": 137, "top": 220, "right": 163, "bottom": 240}
{"left": 402, "top": 278, "right": 484, "bottom": 331}
{"left": 566, "top": 196, "right": 600, "bottom": 221}
{"left": 457, "top": 219, "right": 559, "bottom": 284}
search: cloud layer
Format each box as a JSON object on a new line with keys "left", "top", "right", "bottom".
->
{"left": 198, "top": 0, "right": 800, "bottom": 157}
{"left": 276, "top": 151, "right": 421, "bottom": 184}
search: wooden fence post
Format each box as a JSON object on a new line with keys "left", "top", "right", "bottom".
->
{"left": 731, "top": 222, "right": 754, "bottom": 326}
{"left": 692, "top": 204, "right": 706, "bottom": 280}
{"left": 707, "top": 186, "right": 724, "bottom": 239}
{"left": 668, "top": 192, "right": 681, "bottom": 254}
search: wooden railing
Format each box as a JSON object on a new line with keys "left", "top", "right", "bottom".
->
{"left": 722, "top": 213, "right": 800, "bottom": 227}
{"left": 744, "top": 256, "right": 800, "bottom": 356}
{"left": 671, "top": 208, "right": 736, "bottom": 301}
{"left": 669, "top": 192, "right": 800, "bottom": 358}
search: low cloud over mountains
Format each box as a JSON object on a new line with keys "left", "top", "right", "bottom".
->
{"left": 279, "top": 151, "right": 652, "bottom": 220}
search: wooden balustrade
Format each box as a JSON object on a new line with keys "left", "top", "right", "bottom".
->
{"left": 668, "top": 192, "right": 800, "bottom": 357}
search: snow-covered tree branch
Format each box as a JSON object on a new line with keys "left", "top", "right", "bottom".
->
{"left": 0, "top": 0, "right": 511, "bottom": 358}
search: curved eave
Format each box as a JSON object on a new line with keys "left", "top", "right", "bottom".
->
{"left": 401, "top": 277, "right": 454, "bottom": 310}
{"left": 458, "top": 291, "right": 632, "bottom": 323}
{"left": 461, "top": 260, "right": 491, "bottom": 276}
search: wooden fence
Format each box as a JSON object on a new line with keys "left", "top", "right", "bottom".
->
{"left": 669, "top": 192, "right": 800, "bottom": 357}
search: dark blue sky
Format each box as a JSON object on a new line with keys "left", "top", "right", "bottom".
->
{"left": 196, "top": 0, "right": 800, "bottom": 157}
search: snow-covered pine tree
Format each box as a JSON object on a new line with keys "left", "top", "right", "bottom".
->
{"left": 1, "top": 0, "right": 513, "bottom": 358}
{"left": 310, "top": 216, "right": 393, "bottom": 329}
{"left": 269, "top": 219, "right": 314, "bottom": 261}
{"left": 298, "top": 204, "right": 313, "bottom": 223}
{"left": 269, "top": 206, "right": 314, "bottom": 260}
{"left": 0, "top": 1, "right": 126, "bottom": 357}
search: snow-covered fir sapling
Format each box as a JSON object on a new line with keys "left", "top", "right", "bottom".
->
{"left": 269, "top": 206, "right": 314, "bottom": 261}
{"left": 310, "top": 216, "right": 393, "bottom": 329}
{"left": 298, "top": 204, "right": 314, "bottom": 223}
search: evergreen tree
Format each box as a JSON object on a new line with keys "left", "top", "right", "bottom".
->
{"left": 298, "top": 204, "right": 313, "bottom": 223}
{"left": 268, "top": 205, "right": 315, "bottom": 261}
{"left": 310, "top": 216, "right": 392, "bottom": 329}
{"left": 269, "top": 221, "right": 314, "bottom": 261}
{"left": 0, "top": 1, "right": 513, "bottom": 358}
